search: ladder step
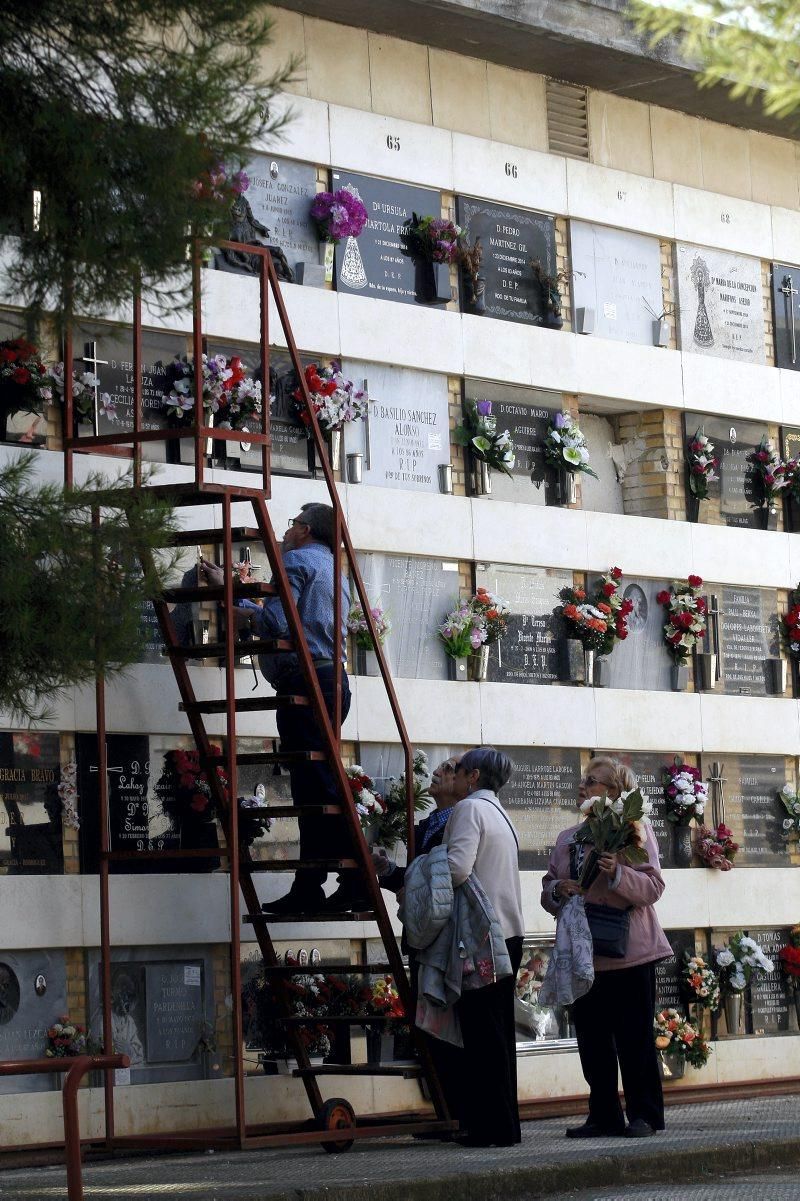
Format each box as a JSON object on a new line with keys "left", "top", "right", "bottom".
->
{"left": 145, "top": 483, "right": 269, "bottom": 506}
{"left": 168, "top": 527, "right": 262, "bottom": 547}
{"left": 206, "top": 750, "right": 326, "bottom": 766}
{"left": 244, "top": 910, "right": 375, "bottom": 924}
{"left": 166, "top": 638, "right": 293, "bottom": 658}
{"left": 292, "top": 1064, "right": 421, "bottom": 1078}
{"left": 180, "top": 695, "right": 310, "bottom": 714}
{"left": 161, "top": 581, "right": 277, "bottom": 603}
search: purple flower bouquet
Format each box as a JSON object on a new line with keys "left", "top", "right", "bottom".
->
{"left": 311, "top": 185, "right": 368, "bottom": 243}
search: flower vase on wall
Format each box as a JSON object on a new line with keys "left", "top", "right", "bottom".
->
{"left": 671, "top": 664, "right": 689, "bottom": 692}
{"left": 414, "top": 260, "right": 450, "bottom": 306}
{"left": 471, "top": 459, "right": 492, "bottom": 497}
{"left": 447, "top": 655, "right": 468, "bottom": 682}
{"left": 469, "top": 645, "right": 490, "bottom": 681}
{"left": 723, "top": 992, "right": 742, "bottom": 1035}
{"left": 326, "top": 428, "right": 342, "bottom": 473}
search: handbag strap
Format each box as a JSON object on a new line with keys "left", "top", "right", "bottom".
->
{"left": 478, "top": 797, "right": 519, "bottom": 849}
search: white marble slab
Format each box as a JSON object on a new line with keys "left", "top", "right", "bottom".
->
{"left": 566, "top": 160, "right": 675, "bottom": 238}
{"left": 452, "top": 132, "right": 567, "bottom": 215}
{"left": 673, "top": 185, "right": 773, "bottom": 259}
{"left": 328, "top": 104, "right": 454, "bottom": 190}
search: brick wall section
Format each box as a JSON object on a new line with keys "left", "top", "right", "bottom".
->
{"left": 762, "top": 261, "right": 776, "bottom": 367}
{"left": 64, "top": 947, "right": 88, "bottom": 1033}
{"left": 660, "top": 241, "right": 678, "bottom": 351}
{"left": 555, "top": 217, "right": 572, "bottom": 334}
{"left": 616, "top": 409, "right": 671, "bottom": 520}
{"left": 448, "top": 377, "right": 467, "bottom": 497}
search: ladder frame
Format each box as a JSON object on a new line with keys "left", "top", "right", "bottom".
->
{"left": 62, "top": 241, "right": 453, "bottom": 1153}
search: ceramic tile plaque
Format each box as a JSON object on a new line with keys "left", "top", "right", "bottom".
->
{"left": 0, "top": 732, "right": 62, "bottom": 875}
{"left": 717, "top": 587, "right": 779, "bottom": 697}
{"left": 684, "top": 412, "right": 767, "bottom": 529}
{"left": 455, "top": 196, "right": 556, "bottom": 325}
{"left": 570, "top": 222, "right": 663, "bottom": 345}
{"left": 676, "top": 244, "right": 765, "bottom": 365}
{"left": 355, "top": 553, "right": 460, "bottom": 679}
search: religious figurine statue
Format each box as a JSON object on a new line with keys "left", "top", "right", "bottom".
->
{"left": 220, "top": 194, "right": 294, "bottom": 282}
{"left": 690, "top": 255, "right": 714, "bottom": 348}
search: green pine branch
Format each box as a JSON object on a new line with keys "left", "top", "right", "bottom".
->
{"left": 0, "top": 452, "right": 179, "bottom": 722}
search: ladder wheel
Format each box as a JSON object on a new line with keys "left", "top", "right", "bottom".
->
{"left": 318, "top": 1097, "right": 355, "bottom": 1153}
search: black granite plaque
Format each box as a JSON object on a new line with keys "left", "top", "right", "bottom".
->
{"left": 718, "top": 587, "right": 779, "bottom": 697}
{"left": 730, "top": 756, "right": 788, "bottom": 865}
{"left": 71, "top": 325, "right": 175, "bottom": 455}
{"left": 497, "top": 747, "right": 582, "bottom": 871}
{"left": 214, "top": 155, "right": 318, "bottom": 277}
{"left": 0, "top": 732, "right": 62, "bottom": 875}
{"left": 474, "top": 564, "right": 571, "bottom": 684}
{"left": 456, "top": 196, "right": 556, "bottom": 325}
{"left": 463, "top": 381, "right": 560, "bottom": 506}
{"left": 588, "top": 577, "right": 673, "bottom": 692}
{"left": 654, "top": 929, "right": 696, "bottom": 1014}
{"left": 331, "top": 170, "right": 441, "bottom": 305}
{"left": 605, "top": 750, "right": 679, "bottom": 866}
{"left": 684, "top": 412, "right": 766, "bottom": 529}
{"left": 749, "top": 927, "right": 792, "bottom": 1035}
{"left": 771, "top": 264, "right": 800, "bottom": 371}
{"left": 355, "top": 553, "right": 462, "bottom": 680}
{"left": 77, "top": 734, "right": 180, "bottom": 873}
{"left": 146, "top": 962, "right": 206, "bottom": 1062}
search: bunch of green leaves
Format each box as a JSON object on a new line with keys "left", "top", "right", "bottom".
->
{"left": 375, "top": 750, "right": 433, "bottom": 847}
{"left": 0, "top": 452, "right": 178, "bottom": 720}
{"left": 573, "top": 785, "right": 651, "bottom": 884}
{"left": 630, "top": 1, "right": 800, "bottom": 122}
{"left": 0, "top": 1, "right": 297, "bottom": 329}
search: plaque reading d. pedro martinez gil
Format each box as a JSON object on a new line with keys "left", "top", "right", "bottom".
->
{"left": 456, "top": 196, "right": 556, "bottom": 325}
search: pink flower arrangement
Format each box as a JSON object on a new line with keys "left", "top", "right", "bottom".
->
{"left": 311, "top": 185, "right": 368, "bottom": 243}
{"left": 695, "top": 823, "right": 738, "bottom": 870}
{"left": 748, "top": 436, "right": 790, "bottom": 509}
{"left": 686, "top": 427, "right": 719, "bottom": 501}
{"left": 656, "top": 576, "right": 707, "bottom": 666}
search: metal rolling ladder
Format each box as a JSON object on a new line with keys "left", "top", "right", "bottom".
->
{"left": 62, "top": 241, "right": 454, "bottom": 1155}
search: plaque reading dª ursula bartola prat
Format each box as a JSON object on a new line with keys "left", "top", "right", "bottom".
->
{"left": 723, "top": 755, "right": 789, "bottom": 865}
{"left": 474, "top": 564, "right": 571, "bottom": 684}
{"left": 495, "top": 747, "right": 582, "bottom": 870}
{"left": 771, "top": 263, "right": 800, "bottom": 371}
{"left": 455, "top": 196, "right": 556, "bottom": 325}
{"left": 749, "top": 927, "right": 793, "bottom": 1035}
{"left": 676, "top": 244, "right": 765, "bottom": 364}
{"left": 718, "top": 587, "right": 779, "bottom": 696}
{"left": 331, "top": 170, "right": 442, "bottom": 305}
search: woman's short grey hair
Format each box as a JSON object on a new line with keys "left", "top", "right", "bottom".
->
{"left": 459, "top": 747, "right": 513, "bottom": 794}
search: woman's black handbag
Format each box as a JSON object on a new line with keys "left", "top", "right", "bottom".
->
{"left": 584, "top": 902, "right": 631, "bottom": 959}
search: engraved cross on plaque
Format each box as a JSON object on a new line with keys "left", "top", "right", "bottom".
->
{"left": 780, "top": 275, "right": 798, "bottom": 365}
{"left": 82, "top": 341, "right": 109, "bottom": 433}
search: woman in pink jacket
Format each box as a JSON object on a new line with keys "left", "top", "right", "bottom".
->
{"left": 541, "top": 756, "right": 672, "bottom": 1140}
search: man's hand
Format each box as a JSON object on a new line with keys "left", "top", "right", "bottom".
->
{"left": 200, "top": 558, "right": 224, "bottom": 587}
{"left": 372, "top": 848, "right": 393, "bottom": 877}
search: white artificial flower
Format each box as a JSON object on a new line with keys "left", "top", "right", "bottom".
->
{"left": 716, "top": 949, "right": 734, "bottom": 967}
{"left": 782, "top": 782, "right": 795, "bottom": 797}
{"left": 610, "top": 799, "right": 624, "bottom": 815}
{"left": 579, "top": 798, "right": 594, "bottom": 814}
{"left": 641, "top": 797, "right": 653, "bottom": 816}
{"left": 784, "top": 818, "right": 795, "bottom": 830}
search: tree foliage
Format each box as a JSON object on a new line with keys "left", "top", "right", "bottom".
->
{"left": 0, "top": 1, "right": 296, "bottom": 327}
{"left": 0, "top": 453, "right": 179, "bottom": 721}
{"left": 629, "top": 1, "right": 800, "bottom": 123}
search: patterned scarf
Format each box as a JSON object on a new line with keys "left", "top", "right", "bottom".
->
{"left": 420, "top": 805, "right": 453, "bottom": 851}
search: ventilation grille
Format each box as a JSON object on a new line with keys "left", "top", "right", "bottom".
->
{"left": 546, "top": 79, "right": 589, "bottom": 160}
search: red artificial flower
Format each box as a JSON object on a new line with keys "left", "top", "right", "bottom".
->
{"left": 620, "top": 599, "right": 634, "bottom": 616}
{"left": 755, "top": 451, "right": 770, "bottom": 463}
{"left": 12, "top": 366, "right": 30, "bottom": 385}
{"left": 696, "top": 598, "right": 707, "bottom": 614}
{"left": 692, "top": 463, "right": 705, "bottom": 475}
{"left": 687, "top": 575, "right": 703, "bottom": 588}
{"left": 668, "top": 631, "right": 683, "bottom": 645}
{"left": 675, "top": 611, "right": 694, "bottom": 630}
{"left": 602, "top": 582, "right": 616, "bottom": 597}
{"left": 610, "top": 567, "right": 622, "bottom": 580}
{"left": 573, "top": 589, "right": 586, "bottom": 601}
{"left": 690, "top": 440, "right": 703, "bottom": 453}
{"left": 656, "top": 590, "right": 671, "bottom": 605}
{"left": 597, "top": 602, "right": 611, "bottom": 616}
{"left": 190, "top": 793, "right": 208, "bottom": 813}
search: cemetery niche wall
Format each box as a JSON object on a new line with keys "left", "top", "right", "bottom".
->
{"left": 676, "top": 244, "right": 765, "bottom": 365}
{"left": 569, "top": 222, "right": 663, "bottom": 345}
{"left": 0, "top": 950, "right": 68, "bottom": 1094}
{"left": 341, "top": 359, "right": 450, "bottom": 492}
{"left": 331, "top": 170, "right": 442, "bottom": 305}
{"left": 497, "top": 746, "right": 581, "bottom": 871}
{"left": 0, "top": 309, "right": 46, "bottom": 446}
{"left": 514, "top": 935, "right": 576, "bottom": 1047}
{"left": 462, "top": 380, "right": 560, "bottom": 505}
{"left": 474, "top": 563, "right": 570, "bottom": 684}
{"left": 0, "top": 732, "right": 62, "bottom": 875}
{"left": 654, "top": 929, "right": 696, "bottom": 1014}
{"left": 87, "top": 946, "right": 216, "bottom": 1084}
{"left": 455, "top": 196, "right": 556, "bottom": 325}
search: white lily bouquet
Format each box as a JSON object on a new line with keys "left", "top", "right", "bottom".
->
{"left": 715, "top": 933, "right": 774, "bottom": 997}
{"left": 573, "top": 786, "right": 652, "bottom": 890}
{"left": 543, "top": 412, "right": 598, "bottom": 478}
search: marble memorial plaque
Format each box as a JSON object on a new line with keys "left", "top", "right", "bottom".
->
{"left": 0, "top": 950, "right": 68, "bottom": 1094}
{"left": 726, "top": 755, "right": 787, "bottom": 864}
{"left": 771, "top": 263, "right": 800, "bottom": 371}
{"left": 332, "top": 170, "right": 441, "bottom": 305}
{"left": 498, "top": 747, "right": 581, "bottom": 871}
{"left": 71, "top": 324, "right": 175, "bottom": 457}
{"left": 684, "top": 412, "right": 766, "bottom": 529}
{"left": 463, "top": 381, "right": 560, "bottom": 505}
{"left": 88, "top": 946, "right": 214, "bottom": 1083}
{"left": 215, "top": 155, "right": 317, "bottom": 277}
{"left": 570, "top": 222, "right": 663, "bottom": 345}
{"left": 749, "top": 928, "right": 792, "bottom": 1035}
{"left": 455, "top": 196, "right": 556, "bottom": 326}
{"left": 355, "top": 553, "right": 461, "bottom": 679}
{"left": 342, "top": 359, "right": 450, "bottom": 492}
{"left": 604, "top": 750, "right": 679, "bottom": 866}
{"left": 676, "top": 244, "right": 765, "bottom": 365}
{"left": 474, "top": 564, "right": 571, "bottom": 685}
{"left": 588, "top": 576, "right": 672, "bottom": 692}
{"left": 718, "top": 587, "right": 779, "bottom": 697}
{"left": 0, "top": 732, "right": 62, "bottom": 875}
{"left": 654, "top": 930, "right": 696, "bottom": 1014}
{"left": 77, "top": 734, "right": 183, "bottom": 873}
{"left": 0, "top": 310, "right": 47, "bottom": 446}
